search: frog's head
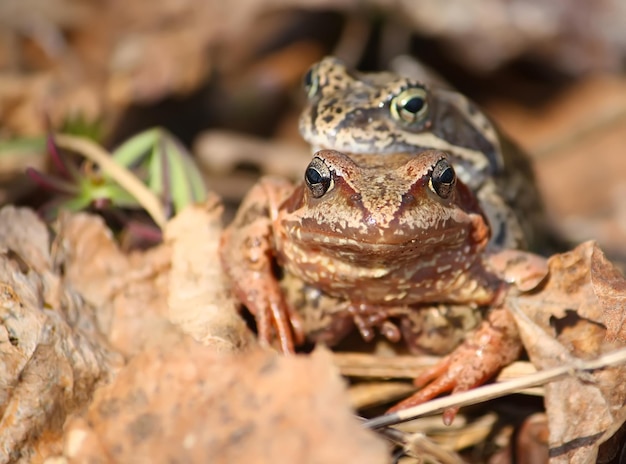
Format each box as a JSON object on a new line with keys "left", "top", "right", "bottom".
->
{"left": 280, "top": 149, "right": 490, "bottom": 265}
{"left": 298, "top": 57, "right": 502, "bottom": 184}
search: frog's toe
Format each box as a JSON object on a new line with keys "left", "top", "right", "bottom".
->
{"left": 266, "top": 299, "right": 306, "bottom": 354}
{"left": 385, "top": 350, "right": 491, "bottom": 425}
{"left": 252, "top": 287, "right": 303, "bottom": 354}
{"left": 385, "top": 355, "right": 456, "bottom": 413}
{"left": 255, "top": 304, "right": 272, "bottom": 349}
{"left": 284, "top": 302, "right": 306, "bottom": 346}
{"left": 267, "top": 301, "right": 295, "bottom": 354}
{"left": 348, "top": 304, "right": 406, "bottom": 342}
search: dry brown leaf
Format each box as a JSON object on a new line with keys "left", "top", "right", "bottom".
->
{"left": 52, "top": 212, "right": 130, "bottom": 306}
{"left": 591, "top": 245, "right": 626, "bottom": 343}
{"left": 52, "top": 211, "right": 180, "bottom": 357}
{"left": 509, "top": 241, "right": 626, "bottom": 463}
{"left": 62, "top": 342, "right": 389, "bottom": 464}
{"left": 53, "top": 197, "right": 255, "bottom": 351}
{"left": 513, "top": 413, "right": 550, "bottom": 464}
{"left": 164, "top": 195, "right": 256, "bottom": 351}
{"left": 0, "top": 206, "right": 122, "bottom": 463}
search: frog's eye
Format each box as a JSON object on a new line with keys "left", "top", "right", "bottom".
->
{"left": 303, "top": 65, "right": 320, "bottom": 99}
{"left": 305, "top": 157, "right": 332, "bottom": 198}
{"left": 430, "top": 159, "right": 456, "bottom": 199}
{"left": 390, "top": 87, "right": 429, "bottom": 125}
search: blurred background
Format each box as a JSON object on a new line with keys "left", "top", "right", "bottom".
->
{"left": 1, "top": 0, "right": 625, "bottom": 260}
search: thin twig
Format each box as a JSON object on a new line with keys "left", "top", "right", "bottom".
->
{"left": 333, "top": 352, "right": 536, "bottom": 380}
{"left": 363, "top": 346, "right": 626, "bottom": 429}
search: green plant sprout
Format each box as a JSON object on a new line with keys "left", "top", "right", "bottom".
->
{"left": 24, "top": 128, "right": 207, "bottom": 231}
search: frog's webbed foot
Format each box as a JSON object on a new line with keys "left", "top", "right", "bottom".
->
{"left": 387, "top": 306, "right": 522, "bottom": 425}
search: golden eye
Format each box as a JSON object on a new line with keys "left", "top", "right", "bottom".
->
{"left": 305, "top": 157, "right": 332, "bottom": 198}
{"left": 303, "top": 64, "right": 320, "bottom": 99}
{"left": 429, "top": 158, "right": 456, "bottom": 199}
{"left": 390, "top": 87, "right": 429, "bottom": 124}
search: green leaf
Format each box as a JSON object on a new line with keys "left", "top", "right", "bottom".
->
{"left": 148, "top": 137, "right": 166, "bottom": 197}
{"left": 164, "top": 137, "right": 193, "bottom": 212}
{"left": 60, "top": 194, "right": 95, "bottom": 212}
{"left": 112, "top": 128, "right": 161, "bottom": 168}
{"left": 179, "top": 146, "right": 207, "bottom": 203}
{"left": 92, "top": 184, "right": 140, "bottom": 209}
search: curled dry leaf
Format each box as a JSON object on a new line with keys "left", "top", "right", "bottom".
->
{"left": 52, "top": 211, "right": 180, "bottom": 357}
{"left": 509, "top": 240, "right": 626, "bottom": 463}
{"left": 0, "top": 206, "right": 122, "bottom": 463}
{"left": 164, "top": 194, "right": 256, "bottom": 352}
{"left": 591, "top": 246, "right": 626, "bottom": 343}
{"left": 63, "top": 343, "right": 389, "bottom": 464}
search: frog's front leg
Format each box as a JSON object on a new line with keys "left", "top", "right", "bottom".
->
{"left": 221, "top": 177, "right": 305, "bottom": 353}
{"left": 388, "top": 305, "right": 521, "bottom": 425}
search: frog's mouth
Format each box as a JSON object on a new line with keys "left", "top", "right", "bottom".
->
{"left": 287, "top": 228, "right": 482, "bottom": 279}
{"left": 293, "top": 225, "right": 470, "bottom": 257}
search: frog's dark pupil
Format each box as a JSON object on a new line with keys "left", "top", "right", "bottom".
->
{"left": 404, "top": 96, "right": 424, "bottom": 114}
{"left": 439, "top": 167, "right": 455, "bottom": 184}
{"left": 306, "top": 167, "right": 322, "bottom": 184}
{"left": 305, "top": 161, "right": 332, "bottom": 198}
{"left": 431, "top": 159, "right": 456, "bottom": 199}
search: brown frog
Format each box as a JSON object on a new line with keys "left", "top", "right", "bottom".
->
{"left": 220, "top": 149, "right": 547, "bottom": 422}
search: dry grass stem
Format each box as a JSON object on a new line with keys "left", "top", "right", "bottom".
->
{"left": 54, "top": 133, "right": 168, "bottom": 228}
{"left": 364, "top": 346, "right": 626, "bottom": 428}
{"left": 348, "top": 381, "right": 417, "bottom": 409}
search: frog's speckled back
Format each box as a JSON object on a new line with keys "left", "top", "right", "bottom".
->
{"left": 299, "top": 56, "right": 549, "bottom": 252}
